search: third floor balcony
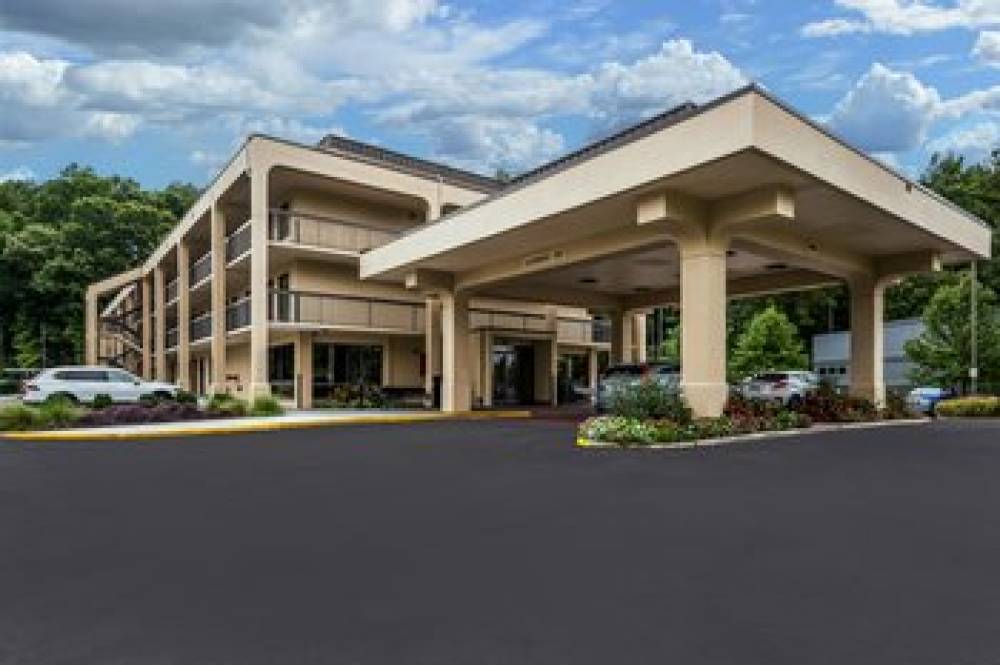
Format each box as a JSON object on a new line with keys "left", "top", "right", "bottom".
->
{"left": 268, "top": 209, "right": 401, "bottom": 256}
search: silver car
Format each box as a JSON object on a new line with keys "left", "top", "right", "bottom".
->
{"left": 595, "top": 362, "right": 681, "bottom": 412}
{"left": 22, "top": 366, "right": 178, "bottom": 405}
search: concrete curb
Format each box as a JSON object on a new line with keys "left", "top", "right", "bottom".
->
{"left": 2, "top": 410, "right": 533, "bottom": 442}
{"left": 576, "top": 418, "right": 930, "bottom": 450}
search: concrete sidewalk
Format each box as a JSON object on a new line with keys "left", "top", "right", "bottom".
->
{"left": 2, "top": 408, "right": 531, "bottom": 441}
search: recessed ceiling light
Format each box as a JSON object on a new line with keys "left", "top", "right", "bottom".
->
{"left": 634, "top": 286, "right": 651, "bottom": 293}
{"left": 726, "top": 250, "right": 737, "bottom": 257}
{"left": 764, "top": 262, "right": 789, "bottom": 271}
{"left": 579, "top": 277, "right": 598, "bottom": 284}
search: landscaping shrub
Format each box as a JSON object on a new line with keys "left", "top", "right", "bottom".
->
{"left": 579, "top": 410, "right": 811, "bottom": 447}
{"left": 206, "top": 393, "right": 249, "bottom": 417}
{"left": 0, "top": 403, "right": 40, "bottom": 431}
{"left": 793, "top": 384, "right": 877, "bottom": 423}
{"left": 92, "top": 394, "right": 114, "bottom": 410}
{"left": 882, "top": 391, "right": 917, "bottom": 420}
{"left": 37, "top": 397, "right": 83, "bottom": 429}
{"left": 608, "top": 381, "right": 691, "bottom": 423}
{"left": 0, "top": 379, "right": 18, "bottom": 396}
{"left": 250, "top": 395, "right": 284, "bottom": 417}
{"left": 935, "top": 396, "right": 1000, "bottom": 418}
{"left": 75, "top": 402, "right": 204, "bottom": 428}
{"left": 175, "top": 390, "right": 198, "bottom": 405}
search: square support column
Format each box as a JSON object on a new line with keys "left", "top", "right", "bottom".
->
{"left": 248, "top": 167, "right": 270, "bottom": 399}
{"left": 588, "top": 347, "right": 600, "bottom": 404}
{"left": 610, "top": 312, "right": 634, "bottom": 364}
{"left": 210, "top": 202, "right": 227, "bottom": 394}
{"left": 141, "top": 274, "right": 152, "bottom": 379}
{"left": 424, "top": 298, "right": 441, "bottom": 404}
{"left": 632, "top": 312, "right": 648, "bottom": 363}
{"left": 849, "top": 278, "right": 886, "bottom": 405}
{"left": 153, "top": 265, "right": 167, "bottom": 381}
{"left": 441, "top": 290, "right": 471, "bottom": 412}
{"left": 679, "top": 243, "right": 728, "bottom": 418}
{"left": 549, "top": 337, "right": 559, "bottom": 407}
{"left": 176, "top": 239, "right": 191, "bottom": 391}
{"left": 295, "top": 331, "right": 313, "bottom": 409}
{"left": 84, "top": 290, "right": 98, "bottom": 365}
{"left": 480, "top": 330, "right": 493, "bottom": 408}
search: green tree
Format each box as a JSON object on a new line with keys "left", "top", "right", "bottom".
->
{"left": 905, "top": 274, "right": 1000, "bottom": 391}
{"left": 729, "top": 305, "right": 809, "bottom": 380}
{"left": 0, "top": 166, "right": 198, "bottom": 367}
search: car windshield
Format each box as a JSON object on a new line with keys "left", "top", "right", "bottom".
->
{"left": 753, "top": 373, "right": 789, "bottom": 382}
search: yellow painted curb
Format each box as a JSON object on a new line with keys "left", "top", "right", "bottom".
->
{"left": 1, "top": 410, "right": 532, "bottom": 442}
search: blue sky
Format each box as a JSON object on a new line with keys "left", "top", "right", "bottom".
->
{"left": 0, "top": 0, "right": 998, "bottom": 188}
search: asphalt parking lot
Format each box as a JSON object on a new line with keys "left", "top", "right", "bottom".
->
{"left": 2, "top": 418, "right": 1000, "bottom": 665}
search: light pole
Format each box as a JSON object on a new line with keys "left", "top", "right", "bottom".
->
{"left": 971, "top": 261, "right": 979, "bottom": 396}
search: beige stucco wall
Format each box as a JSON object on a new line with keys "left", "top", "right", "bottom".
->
{"left": 287, "top": 189, "right": 424, "bottom": 231}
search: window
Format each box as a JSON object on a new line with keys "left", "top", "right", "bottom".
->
{"left": 312, "top": 343, "right": 383, "bottom": 399}
{"left": 108, "top": 371, "right": 137, "bottom": 383}
{"left": 54, "top": 370, "right": 107, "bottom": 382}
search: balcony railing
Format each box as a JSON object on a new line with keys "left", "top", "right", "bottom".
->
{"left": 189, "top": 252, "right": 212, "bottom": 287}
{"left": 165, "top": 279, "right": 179, "bottom": 304}
{"left": 190, "top": 312, "right": 212, "bottom": 341}
{"left": 226, "top": 298, "right": 251, "bottom": 331}
{"left": 470, "top": 309, "right": 551, "bottom": 333}
{"left": 268, "top": 209, "right": 401, "bottom": 254}
{"left": 269, "top": 290, "right": 424, "bottom": 333}
{"left": 166, "top": 327, "right": 179, "bottom": 350}
{"left": 226, "top": 221, "right": 252, "bottom": 263}
{"left": 557, "top": 317, "right": 612, "bottom": 344}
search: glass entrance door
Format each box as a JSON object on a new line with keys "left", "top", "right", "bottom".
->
{"left": 492, "top": 342, "right": 535, "bottom": 406}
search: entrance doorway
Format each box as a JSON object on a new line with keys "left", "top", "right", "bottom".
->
{"left": 493, "top": 342, "right": 535, "bottom": 406}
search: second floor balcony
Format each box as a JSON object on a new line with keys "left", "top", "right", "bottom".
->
{"left": 269, "top": 290, "right": 424, "bottom": 334}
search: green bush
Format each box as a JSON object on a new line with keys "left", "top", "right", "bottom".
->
{"left": 580, "top": 409, "right": 812, "bottom": 447}
{"left": 175, "top": 390, "right": 198, "bottom": 405}
{"left": 608, "top": 381, "right": 691, "bottom": 423}
{"left": 936, "top": 396, "right": 1000, "bottom": 418}
{"left": 249, "top": 394, "right": 284, "bottom": 417}
{"left": 91, "top": 394, "right": 114, "bottom": 410}
{"left": 37, "top": 397, "right": 83, "bottom": 429}
{"left": 882, "top": 391, "right": 916, "bottom": 420}
{"left": 206, "top": 393, "right": 249, "bottom": 417}
{"left": 0, "top": 379, "right": 18, "bottom": 396}
{"left": 0, "top": 403, "right": 40, "bottom": 431}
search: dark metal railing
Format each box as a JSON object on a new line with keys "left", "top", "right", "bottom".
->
{"left": 165, "top": 279, "right": 179, "bottom": 303}
{"left": 190, "top": 312, "right": 212, "bottom": 341}
{"left": 268, "top": 209, "right": 401, "bottom": 254}
{"left": 166, "top": 327, "right": 179, "bottom": 349}
{"left": 189, "top": 251, "right": 212, "bottom": 286}
{"left": 268, "top": 289, "right": 424, "bottom": 333}
{"left": 225, "top": 222, "right": 252, "bottom": 263}
{"left": 226, "top": 298, "right": 251, "bottom": 331}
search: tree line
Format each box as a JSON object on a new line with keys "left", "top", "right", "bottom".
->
{"left": 0, "top": 165, "right": 199, "bottom": 368}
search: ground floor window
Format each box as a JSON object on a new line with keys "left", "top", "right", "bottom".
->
{"left": 493, "top": 341, "right": 535, "bottom": 406}
{"left": 558, "top": 353, "right": 590, "bottom": 403}
{"left": 269, "top": 343, "right": 295, "bottom": 399}
{"left": 313, "top": 343, "right": 383, "bottom": 400}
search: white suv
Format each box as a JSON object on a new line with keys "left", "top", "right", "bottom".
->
{"left": 22, "top": 367, "right": 178, "bottom": 405}
{"left": 739, "top": 371, "right": 820, "bottom": 407}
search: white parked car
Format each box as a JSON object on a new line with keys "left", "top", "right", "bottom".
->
{"left": 739, "top": 371, "right": 820, "bottom": 407}
{"left": 22, "top": 366, "right": 178, "bottom": 405}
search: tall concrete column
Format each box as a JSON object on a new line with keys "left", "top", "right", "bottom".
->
{"left": 632, "top": 312, "right": 648, "bottom": 363}
{"left": 141, "top": 274, "right": 152, "bottom": 379}
{"left": 210, "top": 202, "right": 227, "bottom": 394}
{"left": 295, "top": 331, "right": 313, "bottom": 409}
{"left": 549, "top": 338, "right": 559, "bottom": 407}
{"left": 176, "top": 238, "right": 191, "bottom": 391}
{"left": 441, "top": 290, "right": 471, "bottom": 412}
{"left": 610, "top": 312, "right": 634, "bottom": 363}
{"left": 480, "top": 331, "right": 493, "bottom": 408}
{"left": 849, "top": 277, "right": 886, "bottom": 405}
{"left": 424, "top": 298, "right": 441, "bottom": 401}
{"left": 84, "top": 289, "right": 98, "bottom": 365}
{"left": 679, "top": 239, "right": 728, "bottom": 418}
{"left": 153, "top": 265, "right": 167, "bottom": 381}
{"left": 248, "top": 166, "right": 270, "bottom": 399}
{"left": 588, "top": 347, "right": 600, "bottom": 404}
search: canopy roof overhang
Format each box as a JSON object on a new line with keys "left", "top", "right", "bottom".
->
{"left": 361, "top": 86, "right": 991, "bottom": 308}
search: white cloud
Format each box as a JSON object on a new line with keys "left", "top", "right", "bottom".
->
{"left": 0, "top": 166, "right": 36, "bottom": 182}
{"left": 927, "top": 121, "right": 1000, "bottom": 161}
{"left": 828, "top": 63, "right": 941, "bottom": 152}
{"left": 973, "top": 30, "right": 1000, "bottom": 66}
{"left": 828, "top": 62, "right": 1000, "bottom": 155}
{"left": 803, "top": 0, "right": 1000, "bottom": 37}
{"left": 427, "top": 116, "right": 566, "bottom": 173}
